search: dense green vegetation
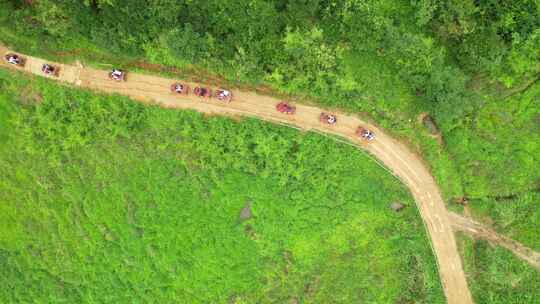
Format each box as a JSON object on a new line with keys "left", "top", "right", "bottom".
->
{"left": 0, "top": 70, "right": 446, "bottom": 302}
{"left": 468, "top": 192, "right": 540, "bottom": 252}
{"left": 448, "top": 84, "right": 540, "bottom": 250}
{"left": 0, "top": 0, "right": 539, "bottom": 301}
{"left": 446, "top": 84, "right": 540, "bottom": 198}
{"left": 1, "top": 0, "right": 537, "bottom": 204}
{"left": 458, "top": 234, "right": 540, "bottom": 304}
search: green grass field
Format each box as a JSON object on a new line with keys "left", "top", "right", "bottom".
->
{"left": 458, "top": 234, "right": 540, "bottom": 304}
{"left": 0, "top": 70, "right": 445, "bottom": 303}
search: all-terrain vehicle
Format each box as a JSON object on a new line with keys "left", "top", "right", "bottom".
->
{"left": 109, "top": 69, "right": 126, "bottom": 82}
{"left": 194, "top": 86, "right": 211, "bottom": 98}
{"left": 356, "top": 126, "right": 375, "bottom": 141}
{"left": 41, "top": 64, "right": 59, "bottom": 77}
{"left": 4, "top": 53, "right": 25, "bottom": 67}
{"left": 276, "top": 102, "right": 296, "bottom": 114}
{"left": 319, "top": 112, "right": 337, "bottom": 125}
{"left": 215, "top": 89, "right": 232, "bottom": 102}
{"left": 170, "top": 83, "right": 189, "bottom": 95}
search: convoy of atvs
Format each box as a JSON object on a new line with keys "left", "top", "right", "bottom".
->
{"left": 174, "top": 84, "right": 232, "bottom": 103}
{"left": 3, "top": 52, "right": 376, "bottom": 142}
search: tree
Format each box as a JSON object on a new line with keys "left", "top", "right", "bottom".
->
{"left": 34, "top": 0, "right": 71, "bottom": 37}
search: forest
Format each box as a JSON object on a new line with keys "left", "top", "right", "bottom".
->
{"left": 0, "top": 0, "right": 539, "bottom": 303}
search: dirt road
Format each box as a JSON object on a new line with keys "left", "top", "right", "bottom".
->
{"left": 0, "top": 46, "right": 474, "bottom": 304}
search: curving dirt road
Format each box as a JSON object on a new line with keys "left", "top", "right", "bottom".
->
{"left": 0, "top": 46, "right": 474, "bottom": 304}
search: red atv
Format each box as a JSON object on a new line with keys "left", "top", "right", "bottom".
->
{"left": 319, "top": 112, "right": 337, "bottom": 125}
{"left": 4, "top": 53, "right": 25, "bottom": 67}
{"left": 109, "top": 69, "right": 126, "bottom": 82}
{"left": 215, "top": 89, "right": 232, "bottom": 102}
{"left": 170, "top": 83, "right": 189, "bottom": 95}
{"left": 41, "top": 64, "right": 59, "bottom": 77}
{"left": 276, "top": 102, "right": 296, "bottom": 114}
{"left": 356, "top": 126, "right": 375, "bottom": 141}
{"left": 194, "top": 86, "right": 211, "bottom": 98}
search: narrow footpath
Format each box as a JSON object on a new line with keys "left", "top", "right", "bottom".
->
{"left": 0, "top": 46, "right": 474, "bottom": 304}
{"left": 449, "top": 212, "right": 540, "bottom": 270}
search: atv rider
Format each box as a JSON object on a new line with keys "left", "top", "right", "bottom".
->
{"left": 319, "top": 113, "right": 337, "bottom": 125}
{"left": 363, "top": 130, "right": 375, "bottom": 141}
{"left": 356, "top": 127, "right": 375, "bottom": 141}
{"left": 326, "top": 114, "right": 337, "bottom": 124}
{"left": 276, "top": 102, "right": 296, "bottom": 114}
{"left": 216, "top": 89, "right": 231, "bottom": 101}
{"left": 110, "top": 69, "right": 124, "bottom": 81}
{"left": 5, "top": 54, "right": 21, "bottom": 65}
{"left": 41, "top": 64, "right": 56, "bottom": 75}
{"left": 194, "top": 86, "right": 210, "bottom": 97}
{"left": 173, "top": 83, "right": 184, "bottom": 93}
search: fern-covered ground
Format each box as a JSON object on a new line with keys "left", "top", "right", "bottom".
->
{"left": 457, "top": 234, "right": 540, "bottom": 304}
{"left": 447, "top": 84, "right": 540, "bottom": 251}
{"left": 0, "top": 70, "right": 445, "bottom": 303}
